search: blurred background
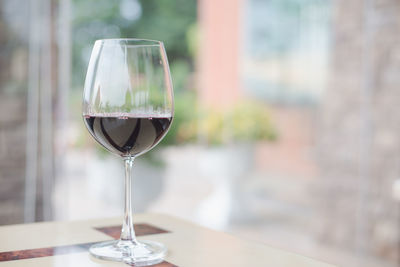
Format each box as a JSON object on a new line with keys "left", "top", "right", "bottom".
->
{"left": 1, "top": 0, "right": 400, "bottom": 266}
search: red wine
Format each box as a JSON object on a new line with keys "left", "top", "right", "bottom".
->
{"left": 84, "top": 114, "right": 172, "bottom": 157}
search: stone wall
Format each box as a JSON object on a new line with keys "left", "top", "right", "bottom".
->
{"left": 317, "top": 0, "right": 400, "bottom": 263}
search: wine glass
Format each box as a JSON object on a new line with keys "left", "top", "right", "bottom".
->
{"left": 82, "top": 39, "right": 173, "bottom": 265}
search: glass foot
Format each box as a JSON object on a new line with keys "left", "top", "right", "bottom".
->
{"left": 89, "top": 240, "right": 166, "bottom": 266}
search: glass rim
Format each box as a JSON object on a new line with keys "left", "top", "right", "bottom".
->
{"left": 95, "top": 38, "right": 163, "bottom": 47}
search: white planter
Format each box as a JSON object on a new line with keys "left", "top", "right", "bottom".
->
{"left": 150, "top": 144, "right": 255, "bottom": 230}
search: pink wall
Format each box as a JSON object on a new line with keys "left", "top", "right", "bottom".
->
{"left": 198, "top": 0, "right": 244, "bottom": 109}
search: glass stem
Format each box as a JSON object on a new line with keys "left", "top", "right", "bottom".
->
{"left": 120, "top": 157, "right": 137, "bottom": 243}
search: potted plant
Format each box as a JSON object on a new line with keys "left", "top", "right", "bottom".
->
{"left": 156, "top": 100, "right": 278, "bottom": 228}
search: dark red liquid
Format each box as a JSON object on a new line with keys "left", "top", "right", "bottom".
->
{"left": 84, "top": 115, "right": 172, "bottom": 157}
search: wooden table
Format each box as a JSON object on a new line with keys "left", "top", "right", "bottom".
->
{"left": 0, "top": 213, "right": 335, "bottom": 267}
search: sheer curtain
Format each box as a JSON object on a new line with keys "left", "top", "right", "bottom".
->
{"left": 0, "top": 0, "right": 70, "bottom": 224}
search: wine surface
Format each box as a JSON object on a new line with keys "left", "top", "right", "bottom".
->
{"left": 84, "top": 115, "right": 172, "bottom": 157}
